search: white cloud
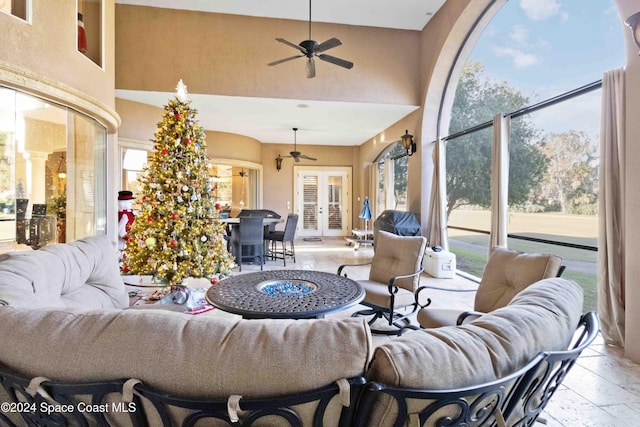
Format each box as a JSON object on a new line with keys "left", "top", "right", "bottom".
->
{"left": 509, "top": 25, "right": 530, "bottom": 45}
{"left": 560, "top": 11, "right": 569, "bottom": 23}
{"left": 531, "top": 91, "right": 601, "bottom": 141}
{"left": 492, "top": 46, "right": 540, "bottom": 68}
{"left": 519, "top": 0, "right": 560, "bottom": 21}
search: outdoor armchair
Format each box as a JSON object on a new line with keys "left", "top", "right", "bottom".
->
{"left": 338, "top": 230, "right": 428, "bottom": 335}
{"left": 416, "top": 246, "right": 563, "bottom": 328}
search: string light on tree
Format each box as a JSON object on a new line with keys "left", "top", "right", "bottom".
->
{"left": 122, "top": 80, "right": 234, "bottom": 286}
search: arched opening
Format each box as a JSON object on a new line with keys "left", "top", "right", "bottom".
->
{"left": 433, "top": 0, "right": 625, "bottom": 313}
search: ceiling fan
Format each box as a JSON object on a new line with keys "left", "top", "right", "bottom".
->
{"left": 286, "top": 128, "right": 316, "bottom": 162}
{"left": 267, "top": 0, "right": 354, "bottom": 78}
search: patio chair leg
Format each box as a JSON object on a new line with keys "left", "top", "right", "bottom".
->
{"left": 282, "top": 241, "right": 286, "bottom": 267}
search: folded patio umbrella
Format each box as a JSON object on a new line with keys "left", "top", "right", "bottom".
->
{"left": 358, "top": 197, "right": 373, "bottom": 230}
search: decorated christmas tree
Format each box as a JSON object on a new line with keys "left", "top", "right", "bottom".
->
{"left": 122, "top": 80, "right": 234, "bottom": 286}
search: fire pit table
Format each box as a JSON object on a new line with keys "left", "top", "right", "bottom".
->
{"left": 206, "top": 270, "right": 365, "bottom": 319}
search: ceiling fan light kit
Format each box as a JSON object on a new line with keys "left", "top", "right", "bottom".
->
{"left": 268, "top": 0, "right": 353, "bottom": 78}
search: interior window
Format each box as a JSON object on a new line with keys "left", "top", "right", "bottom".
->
{"left": 78, "top": 0, "right": 103, "bottom": 67}
{"left": 0, "top": 86, "right": 106, "bottom": 250}
{"left": 374, "top": 141, "right": 408, "bottom": 218}
{"left": 0, "top": 0, "right": 29, "bottom": 21}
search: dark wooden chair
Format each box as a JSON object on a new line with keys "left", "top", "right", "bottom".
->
{"left": 230, "top": 217, "right": 264, "bottom": 272}
{"left": 265, "top": 214, "right": 298, "bottom": 266}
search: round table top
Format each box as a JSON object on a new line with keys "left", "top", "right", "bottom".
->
{"left": 206, "top": 270, "right": 365, "bottom": 319}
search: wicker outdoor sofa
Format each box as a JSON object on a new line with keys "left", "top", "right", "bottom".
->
{"left": 0, "top": 236, "right": 597, "bottom": 426}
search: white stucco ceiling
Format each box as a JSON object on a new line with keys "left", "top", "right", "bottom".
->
{"left": 115, "top": 1, "right": 445, "bottom": 146}
{"left": 116, "top": 0, "right": 445, "bottom": 30}
{"left": 116, "top": 90, "right": 419, "bottom": 146}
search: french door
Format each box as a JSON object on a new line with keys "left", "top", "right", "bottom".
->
{"left": 294, "top": 167, "right": 351, "bottom": 237}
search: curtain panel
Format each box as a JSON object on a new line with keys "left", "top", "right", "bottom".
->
{"left": 598, "top": 68, "right": 626, "bottom": 347}
{"left": 427, "top": 139, "right": 448, "bottom": 249}
{"left": 490, "top": 114, "right": 510, "bottom": 250}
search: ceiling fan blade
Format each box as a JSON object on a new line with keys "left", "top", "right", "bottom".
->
{"left": 318, "top": 54, "right": 354, "bottom": 69}
{"left": 316, "top": 37, "right": 342, "bottom": 53}
{"left": 299, "top": 154, "right": 317, "bottom": 161}
{"left": 305, "top": 58, "right": 316, "bottom": 78}
{"left": 276, "top": 38, "right": 307, "bottom": 54}
{"left": 294, "top": 156, "right": 301, "bottom": 163}
{"left": 268, "top": 55, "right": 304, "bottom": 66}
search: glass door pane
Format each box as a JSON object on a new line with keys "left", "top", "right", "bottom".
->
{"left": 323, "top": 173, "right": 348, "bottom": 236}
{"left": 302, "top": 174, "right": 319, "bottom": 233}
{"left": 327, "top": 175, "right": 342, "bottom": 231}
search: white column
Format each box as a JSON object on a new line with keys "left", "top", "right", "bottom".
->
{"left": 21, "top": 151, "right": 49, "bottom": 204}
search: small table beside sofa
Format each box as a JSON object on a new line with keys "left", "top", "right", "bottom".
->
{"left": 0, "top": 236, "right": 597, "bottom": 426}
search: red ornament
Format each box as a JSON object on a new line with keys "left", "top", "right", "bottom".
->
{"left": 184, "top": 138, "right": 191, "bottom": 145}
{"left": 172, "top": 213, "right": 179, "bottom": 220}
{"left": 147, "top": 215, "right": 154, "bottom": 222}
{"left": 210, "top": 277, "right": 219, "bottom": 285}
{"left": 162, "top": 149, "right": 169, "bottom": 155}
{"left": 169, "top": 239, "right": 178, "bottom": 248}
{"left": 122, "top": 265, "right": 130, "bottom": 273}
{"left": 175, "top": 113, "right": 182, "bottom": 120}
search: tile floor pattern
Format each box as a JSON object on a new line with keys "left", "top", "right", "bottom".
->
{"left": 220, "top": 237, "right": 640, "bottom": 426}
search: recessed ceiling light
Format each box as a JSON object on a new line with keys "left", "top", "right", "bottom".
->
{"left": 297, "top": 104, "right": 309, "bottom": 108}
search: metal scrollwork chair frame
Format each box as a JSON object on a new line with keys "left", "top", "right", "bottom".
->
{"left": 132, "top": 376, "right": 366, "bottom": 427}
{"left": 353, "top": 312, "right": 599, "bottom": 427}
{"left": 0, "top": 368, "right": 366, "bottom": 427}
{"left": 0, "top": 368, "right": 146, "bottom": 427}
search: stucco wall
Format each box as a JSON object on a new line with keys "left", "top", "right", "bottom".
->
{"left": 260, "top": 142, "right": 356, "bottom": 218}
{"left": 115, "top": 4, "right": 421, "bottom": 106}
{"left": 0, "top": 0, "right": 116, "bottom": 115}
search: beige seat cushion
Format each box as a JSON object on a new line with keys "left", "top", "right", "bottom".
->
{"left": 368, "top": 231, "right": 427, "bottom": 292}
{"left": 365, "top": 278, "right": 583, "bottom": 427}
{"left": 415, "top": 308, "right": 461, "bottom": 329}
{"left": 358, "top": 280, "right": 416, "bottom": 309}
{"left": 475, "top": 246, "right": 562, "bottom": 313}
{"left": 0, "top": 308, "right": 372, "bottom": 399}
{"left": 0, "top": 235, "right": 128, "bottom": 309}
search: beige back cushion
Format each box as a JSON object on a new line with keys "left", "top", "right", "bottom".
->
{"left": 365, "top": 278, "right": 583, "bottom": 427}
{"left": 0, "top": 308, "right": 372, "bottom": 399}
{"left": 0, "top": 235, "right": 128, "bottom": 309}
{"left": 474, "top": 246, "right": 562, "bottom": 313}
{"left": 369, "top": 231, "right": 427, "bottom": 291}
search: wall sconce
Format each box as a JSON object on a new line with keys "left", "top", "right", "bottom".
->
{"left": 276, "top": 155, "right": 283, "bottom": 172}
{"left": 57, "top": 154, "right": 67, "bottom": 179}
{"left": 626, "top": 12, "right": 640, "bottom": 55}
{"left": 401, "top": 129, "right": 417, "bottom": 156}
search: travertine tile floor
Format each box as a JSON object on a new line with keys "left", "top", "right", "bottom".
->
{"left": 228, "top": 237, "right": 640, "bottom": 426}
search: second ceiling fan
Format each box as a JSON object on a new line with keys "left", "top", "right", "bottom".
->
{"left": 287, "top": 128, "right": 316, "bottom": 162}
{"left": 268, "top": 0, "right": 354, "bottom": 78}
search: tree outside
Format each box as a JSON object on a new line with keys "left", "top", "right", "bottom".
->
{"left": 122, "top": 81, "right": 234, "bottom": 286}
{"left": 445, "top": 62, "right": 600, "bottom": 311}
{"left": 446, "top": 61, "right": 547, "bottom": 217}
{"left": 534, "top": 130, "right": 598, "bottom": 215}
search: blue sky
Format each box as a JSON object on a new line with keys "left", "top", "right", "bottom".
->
{"left": 462, "top": 0, "right": 627, "bottom": 141}
{"left": 469, "top": 0, "right": 625, "bottom": 102}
